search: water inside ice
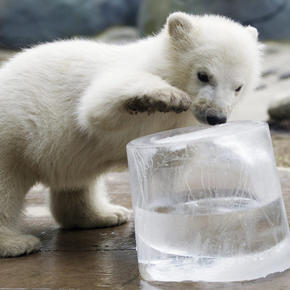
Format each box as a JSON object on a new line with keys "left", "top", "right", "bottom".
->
{"left": 135, "top": 194, "right": 290, "bottom": 282}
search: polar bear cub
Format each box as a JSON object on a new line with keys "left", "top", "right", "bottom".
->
{"left": 0, "top": 12, "right": 261, "bottom": 257}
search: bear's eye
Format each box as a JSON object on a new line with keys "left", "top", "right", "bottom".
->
{"left": 235, "top": 85, "right": 242, "bottom": 92}
{"left": 197, "top": 72, "right": 209, "bottom": 83}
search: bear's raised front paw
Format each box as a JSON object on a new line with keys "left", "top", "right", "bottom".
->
{"left": 0, "top": 234, "right": 41, "bottom": 257}
{"left": 126, "top": 88, "right": 191, "bottom": 114}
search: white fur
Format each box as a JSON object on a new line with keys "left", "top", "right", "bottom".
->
{"left": 0, "top": 12, "right": 261, "bottom": 257}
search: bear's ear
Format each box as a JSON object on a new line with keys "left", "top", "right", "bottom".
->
{"left": 167, "top": 12, "right": 192, "bottom": 42}
{"left": 246, "top": 26, "right": 258, "bottom": 40}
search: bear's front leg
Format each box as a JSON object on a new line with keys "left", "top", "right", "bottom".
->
{"left": 50, "top": 177, "right": 131, "bottom": 229}
{"left": 77, "top": 71, "right": 191, "bottom": 131}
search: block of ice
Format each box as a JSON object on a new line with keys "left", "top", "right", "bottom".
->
{"left": 127, "top": 121, "right": 290, "bottom": 282}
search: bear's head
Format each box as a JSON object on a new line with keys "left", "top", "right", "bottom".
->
{"left": 165, "top": 12, "right": 262, "bottom": 125}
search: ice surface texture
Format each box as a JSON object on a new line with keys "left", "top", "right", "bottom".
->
{"left": 127, "top": 121, "right": 290, "bottom": 282}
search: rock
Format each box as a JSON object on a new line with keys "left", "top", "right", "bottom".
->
{"left": 268, "top": 96, "right": 290, "bottom": 121}
{"left": 0, "top": 0, "right": 141, "bottom": 49}
{"left": 138, "top": 0, "right": 290, "bottom": 40}
{"left": 269, "top": 119, "right": 290, "bottom": 131}
{"left": 94, "top": 26, "right": 138, "bottom": 44}
{"left": 279, "top": 71, "right": 290, "bottom": 80}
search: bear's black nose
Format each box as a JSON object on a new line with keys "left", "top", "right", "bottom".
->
{"left": 206, "top": 115, "right": 227, "bottom": 125}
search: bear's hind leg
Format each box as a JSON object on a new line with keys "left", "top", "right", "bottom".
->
{"left": 0, "top": 169, "right": 40, "bottom": 257}
{"left": 50, "top": 177, "right": 131, "bottom": 229}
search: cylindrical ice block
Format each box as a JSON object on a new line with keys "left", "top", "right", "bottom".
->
{"left": 127, "top": 121, "right": 290, "bottom": 282}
